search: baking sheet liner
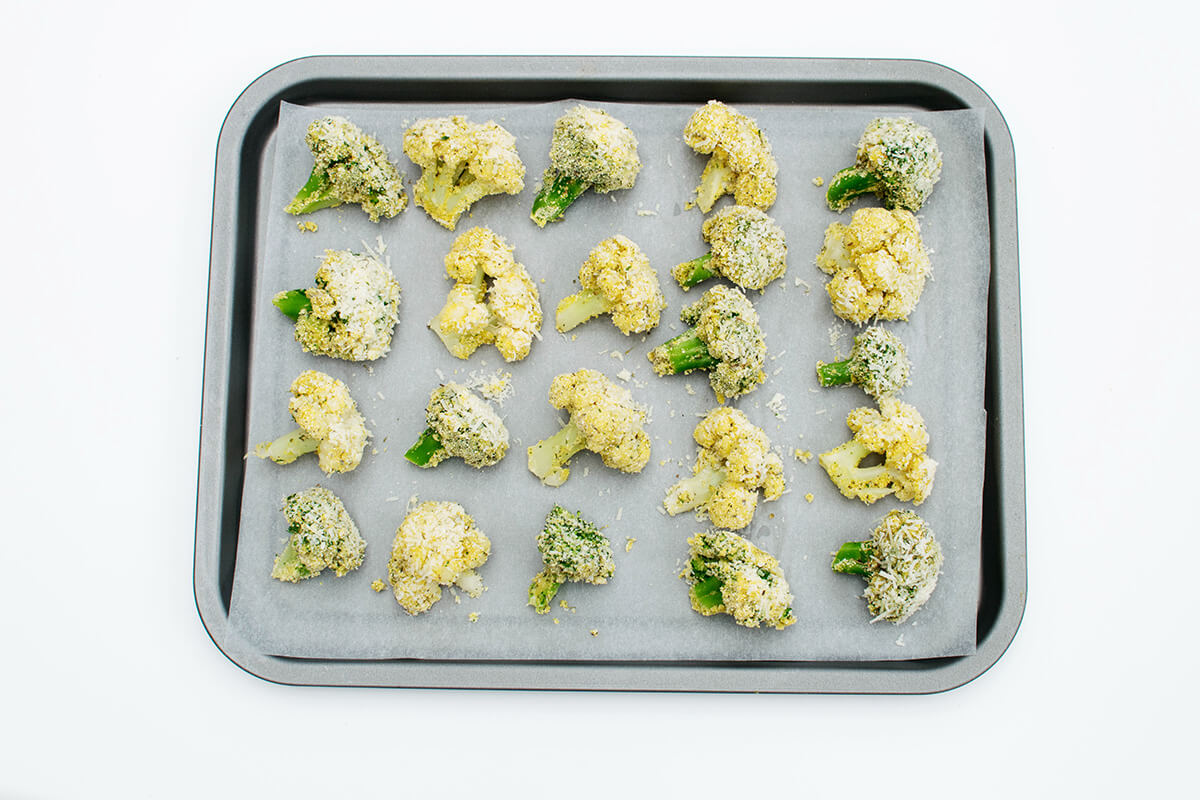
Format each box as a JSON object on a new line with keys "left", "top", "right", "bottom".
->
{"left": 227, "top": 100, "right": 988, "bottom": 661}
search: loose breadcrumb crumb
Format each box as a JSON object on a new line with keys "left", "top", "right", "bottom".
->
{"left": 794, "top": 448, "right": 813, "bottom": 463}
{"left": 805, "top": 493, "right": 814, "bottom": 503}
{"left": 812, "top": 176, "right": 824, "bottom": 187}
{"left": 297, "top": 221, "right": 319, "bottom": 232}
{"left": 371, "top": 579, "right": 386, "bottom": 592}
{"left": 625, "top": 537, "right": 637, "bottom": 552}
{"left": 590, "top": 629, "right": 599, "bottom": 637}
{"left": 469, "top": 612, "right": 480, "bottom": 623}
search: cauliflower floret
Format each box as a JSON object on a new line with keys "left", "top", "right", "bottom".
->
{"left": 827, "top": 117, "right": 942, "bottom": 213}
{"left": 285, "top": 115, "right": 407, "bottom": 222}
{"left": 255, "top": 370, "right": 370, "bottom": 475}
{"left": 673, "top": 205, "right": 788, "bottom": 291}
{"left": 271, "top": 486, "right": 366, "bottom": 582}
{"left": 647, "top": 284, "right": 767, "bottom": 402}
{"left": 403, "top": 116, "right": 525, "bottom": 230}
{"left": 815, "top": 207, "right": 932, "bottom": 324}
{"left": 682, "top": 529, "right": 794, "bottom": 630}
{"left": 527, "top": 369, "right": 651, "bottom": 487}
{"left": 555, "top": 234, "right": 665, "bottom": 335}
{"left": 819, "top": 395, "right": 937, "bottom": 505}
{"left": 429, "top": 227, "right": 542, "bottom": 362}
{"left": 404, "top": 382, "right": 509, "bottom": 469}
{"left": 683, "top": 100, "right": 778, "bottom": 212}
{"left": 387, "top": 500, "right": 491, "bottom": 615}
{"left": 664, "top": 407, "right": 786, "bottom": 530}
{"left": 833, "top": 509, "right": 943, "bottom": 623}
{"left": 532, "top": 105, "right": 641, "bottom": 226}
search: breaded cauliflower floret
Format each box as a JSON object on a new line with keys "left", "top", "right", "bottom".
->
{"left": 833, "top": 509, "right": 943, "bottom": 623}
{"left": 673, "top": 205, "right": 788, "bottom": 291}
{"left": 819, "top": 396, "right": 937, "bottom": 505}
{"left": 403, "top": 116, "right": 525, "bottom": 230}
{"left": 285, "top": 115, "right": 407, "bottom": 222}
{"left": 815, "top": 207, "right": 931, "bottom": 324}
{"left": 271, "top": 486, "right": 366, "bottom": 582}
{"left": 647, "top": 284, "right": 767, "bottom": 401}
{"left": 255, "top": 370, "right": 370, "bottom": 475}
{"left": 826, "top": 117, "right": 942, "bottom": 213}
{"left": 273, "top": 249, "right": 402, "bottom": 362}
{"left": 404, "top": 382, "right": 509, "bottom": 469}
{"left": 387, "top": 500, "right": 491, "bottom": 615}
{"left": 682, "top": 529, "right": 794, "bottom": 630}
{"left": 532, "top": 105, "right": 641, "bottom": 226}
{"left": 430, "top": 227, "right": 542, "bottom": 362}
{"left": 555, "top": 234, "right": 665, "bottom": 335}
{"left": 527, "top": 369, "right": 651, "bottom": 487}
{"left": 683, "top": 100, "right": 778, "bottom": 213}
{"left": 664, "top": 407, "right": 786, "bottom": 531}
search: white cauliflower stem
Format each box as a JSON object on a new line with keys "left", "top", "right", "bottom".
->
{"left": 819, "top": 396, "right": 936, "bottom": 505}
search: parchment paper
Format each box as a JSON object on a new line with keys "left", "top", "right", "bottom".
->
{"left": 227, "top": 99, "right": 988, "bottom": 661}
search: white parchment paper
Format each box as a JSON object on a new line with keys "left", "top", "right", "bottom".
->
{"left": 227, "top": 99, "right": 988, "bottom": 661}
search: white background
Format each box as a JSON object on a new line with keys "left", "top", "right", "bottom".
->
{"left": 2, "top": 1, "right": 1194, "bottom": 796}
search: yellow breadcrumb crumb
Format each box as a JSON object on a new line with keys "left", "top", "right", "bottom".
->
{"left": 371, "top": 579, "right": 386, "bottom": 592}
{"left": 297, "top": 221, "right": 319, "bottom": 232}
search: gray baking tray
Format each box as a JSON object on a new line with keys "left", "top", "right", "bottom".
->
{"left": 196, "top": 55, "right": 1025, "bottom": 692}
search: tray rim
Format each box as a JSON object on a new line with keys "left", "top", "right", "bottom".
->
{"left": 196, "top": 54, "right": 1026, "bottom": 693}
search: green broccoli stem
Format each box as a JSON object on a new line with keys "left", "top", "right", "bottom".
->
{"left": 255, "top": 428, "right": 319, "bottom": 465}
{"left": 674, "top": 253, "right": 717, "bottom": 289}
{"left": 816, "top": 358, "right": 854, "bottom": 387}
{"left": 531, "top": 173, "right": 589, "bottom": 227}
{"left": 663, "top": 467, "right": 726, "bottom": 515}
{"left": 690, "top": 560, "right": 725, "bottom": 610}
{"left": 528, "top": 570, "right": 563, "bottom": 614}
{"left": 832, "top": 541, "right": 872, "bottom": 576}
{"left": 404, "top": 427, "right": 445, "bottom": 467}
{"left": 555, "top": 289, "right": 614, "bottom": 332}
{"left": 826, "top": 167, "right": 881, "bottom": 212}
{"left": 648, "top": 328, "right": 719, "bottom": 375}
{"left": 527, "top": 420, "right": 589, "bottom": 487}
{"left": 285, "top": 166, "right": 342, "bottom": 215}
{"left": 272, "top": 290, "right": 312, "bottom": 319}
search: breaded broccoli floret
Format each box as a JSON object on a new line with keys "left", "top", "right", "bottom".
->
{"left": 528, "top": 505, "right": 616, "bottom": 614}
{"left": 555, "top": 235, "right": 665, "bottom": 335}
{"left": 816, "top": 325, "right": 911, "bottom": 399}
{"left": 255, "top": 370, "right": 369, "bottom": 475}
{"left": 531, "top": 105, "right": 641, "bottom": 227}
{"left": 833, "top": 509, "right": 943, "bottom": 623}
{"left": 272, "top": 248, "right": 401, "bottom": 362}
{"left": 403, "top": 116, "right": 525, "bottom": 230}
{"left": 673, "top": 205, "right": 787, "bottom": 291}
{"left": 429, "top": 227, "right": 543, "bottom": 362}
{"left": 683, "top": 100, "right": 778, "bottom": 213}
{"left": 284, "top": 115, "right": 407, "bottom": 222}
{"left": 404, "top": 382, "right": 509, "bottom": 469}
{"left": 647, "top": 285, "right": 766, "bottom": 401}
{"left": 826, "top": 117, "right": 942, "bottom": 213}
{"left": 663, "top": 407, "right": 785, "bottom": 531}
{"left": 815, "top": 207, "right": 932, "bottom": 324}
{"left": 271, "top": 486, "right": 366, "bottom": 582}
{"left": 819, "top": 396, "right": 937, "bottom": 505}
{"left": 527, "top": 369, "right": 651, "bottom": 487}
{"left": 387, "top": 500, "right": 490, "bottom": 615}
{"left": 682, "top": 529, "right": 794, "bottom": 630}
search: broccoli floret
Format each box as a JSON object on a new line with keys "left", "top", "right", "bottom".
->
{"left": 403, "top": 116, "right": 525, "bottom": 230}
{"left": 819, "top": 396, "right": 937, "bottom": 505}
{"left": 647, "top": 285, "right": 766, "bottom": 401}
{"left": 527, "top": 369, "right": 650, "bottom": 487}
{"left": 833, "top": 509, "right": 943, "bottom": 623}
{"left": 827, "top": 117, "right": 942, "bottom": 213}
{"left": 429, "top": 227, "right": 543, "bottom": 362}
{"left": 528, "top": 506, "right": 616, "bottom": 613}
{"left": 673, "top": 205, "right": 787, "bottom": 292}
{"left": 271, "top": 486, "right": 366, "bottom": 582}
{"left": 531, "top": 105, "right": 641, "bottom": 227}
{"left": 387, "top": 500, "right": 491, "bottom": 615}
{"left": 815, "top": 207, "right": 932, "bottom": 324}
{"left": 682, "top": 100, "right": 778, "bottom": 213}
{"left": 255, "top": 370, "right": 370, "bottom": 475}
{"left": 404, "top": 383, "right": 509, "bottom": 469}
{"left": 555, "top": 235, "right": 665, "bottom": 335}
{"left": 664, "top": 407, "right": 785, "bottom": 531}
{"left": 272, "top": 248, "right": 402, "bottom": 362}
{"left": 682, "top": 530, "right": 794, "bottom": 630}
{"left": 816, "top": 326, "right": 911, "bottom": 398}
{"left": 284, "top": 116, "right": 407, "bottom": 222}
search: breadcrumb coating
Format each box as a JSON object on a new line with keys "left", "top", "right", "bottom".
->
{"left": 287, "top": 370, "right": 370, "bottom": 475}
{"left": 683, "top": 101, "right": 778, "bottom": 212}
{"left": 289, "top": 249, "right": 401, "bottom": 362}
{"left": 387, "top": 500, "right": 490, "bottom": 615}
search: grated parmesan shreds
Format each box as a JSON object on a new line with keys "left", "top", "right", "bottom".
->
{"left": 863, "top": 510, "right": 943, "bottom": 624}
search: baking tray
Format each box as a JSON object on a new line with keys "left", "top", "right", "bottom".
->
{"left": 195, "top": 55, "right": 1025, "bottom": 692}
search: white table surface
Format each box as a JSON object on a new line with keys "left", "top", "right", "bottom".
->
{"left": 3, "top": 1, "right": 1194, "bottom": 796}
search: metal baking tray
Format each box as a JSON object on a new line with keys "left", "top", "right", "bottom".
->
{"left": 195, "top": 55, "right": 1025, "bottom": 692}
